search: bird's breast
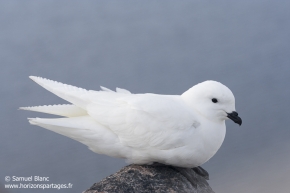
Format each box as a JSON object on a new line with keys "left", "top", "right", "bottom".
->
{"left": 188, "top": 120, "right": 226, "bottom": 166}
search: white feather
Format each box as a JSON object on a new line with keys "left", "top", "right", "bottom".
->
{"left": 22, "top": 76, "right": 239, "bottom": 168}
{"left": 116, "top": 87, "right": 131, "bottom": 94}
{"left": 29, "top": 76, "right": 90, "bottom": 108}
{"left": 100, "top": 86, "right": 114, "bottom": 92}
{"left": 28, "top": 116, "right": 130, "bottom": 158}
{"left": 20, "top": 104, "right": 87, "bottom": 117}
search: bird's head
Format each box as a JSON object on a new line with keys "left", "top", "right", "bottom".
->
{"left": 182, "top": 80, "right": 242, "bottom": 126}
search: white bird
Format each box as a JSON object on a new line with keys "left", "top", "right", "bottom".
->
{"left": 20, "top": 76, "right": 242, "bottom": 169}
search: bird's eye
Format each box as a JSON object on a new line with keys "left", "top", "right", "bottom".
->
{"left": 212, "top": 98, "right": 218, "bottom": 103}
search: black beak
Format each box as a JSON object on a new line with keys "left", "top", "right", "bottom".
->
{"left": 227, "top": 111, "right": 242, "bottom": 126}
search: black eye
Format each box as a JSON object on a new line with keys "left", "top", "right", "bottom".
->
{"left": 212, "top": 98, "right": 218, "bottom": 103}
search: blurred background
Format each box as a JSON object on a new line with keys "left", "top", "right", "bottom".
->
{"left": 1, "top": 1, "right": 289, "bottom": 192}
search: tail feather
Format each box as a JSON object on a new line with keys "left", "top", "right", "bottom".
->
{"left": 22, "top": 76, "right": 135, "bottom": 159}
{"left": 29, "top": 116, "right": 128, "bottom": 158}
{"left": 20, "top": 104, "right": 87, "bottom": 117}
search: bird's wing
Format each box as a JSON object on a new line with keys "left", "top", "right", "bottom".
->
{"left": 29, "top": 76, "right": 91, "bottom": 109}
{"left": 26, "top": 76, "right": 199, "bottom": 151}
{"left": 86, "top": 93, "right": 198, "bottom": 150}
{"left": 28, "top": 76, "right": 131, "bottom": 109}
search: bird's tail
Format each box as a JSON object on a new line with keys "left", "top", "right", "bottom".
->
{"left": 20, "top": 104, "right": 87, "bottom": 117}
{"left": 28, "top": 116, "right": 128, "bottom": 158}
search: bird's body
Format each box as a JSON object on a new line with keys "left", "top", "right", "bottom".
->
{"left": 21, "top": 76, "right": 241, "bottom": 168}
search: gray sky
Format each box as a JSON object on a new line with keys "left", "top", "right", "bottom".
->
{"left": 1, "top": 1, "right": 290, "bottom": 192}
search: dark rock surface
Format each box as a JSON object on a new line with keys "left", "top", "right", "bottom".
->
{"left": 83, "top": 164, "right": 214, "bottom": 193}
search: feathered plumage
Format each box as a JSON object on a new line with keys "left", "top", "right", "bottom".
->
{"left": 21, "top": 76, "right": 241, "bottom": 168}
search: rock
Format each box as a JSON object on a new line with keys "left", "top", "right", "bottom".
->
{"left": 83, "top": 164, "right": 214, "bottom": 193}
